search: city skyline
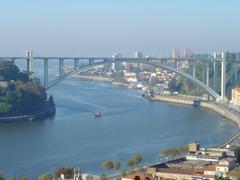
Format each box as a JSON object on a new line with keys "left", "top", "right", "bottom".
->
{"left": 0, "top": 0, "right": 240, "bottom": 56}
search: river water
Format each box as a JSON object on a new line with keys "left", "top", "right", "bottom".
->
{"left": 0, "top": 61, "right": 238, "bottom": 178}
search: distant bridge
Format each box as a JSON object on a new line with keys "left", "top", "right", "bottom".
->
{"left": 1, "top": 51, "right": 240, "bottom": 102}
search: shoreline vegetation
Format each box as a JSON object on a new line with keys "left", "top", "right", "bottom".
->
{"left": 0, "top": 60, "right": 56, "bottom": 122}
{"left": 72, "top": 74, "right": 240, "bottom": 148}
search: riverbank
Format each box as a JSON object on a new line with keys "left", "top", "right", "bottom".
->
{"left": 71, "top": 75, "right": 240, "bottom": 147}
{"left": 149, "top": 94, "right": 240, "bottom": 147}
{"left": 71, "top": 74, "right": 137, "bottom": 88}
{"left": 149, "top": 95, "right": 240, "bottom": 128}
{"left": 71, "top": 74, "right": 112, "bottom": 82}
{"left": 0, "top": 104, "right": 55, "bottom": 122}
{"left": 72, "top": 75, "right": 240, "bottom": 127}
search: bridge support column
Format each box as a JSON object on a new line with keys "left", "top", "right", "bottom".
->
{"left": 213, "top": 61, "right": 217, "bottom": 92}
{"left": 201, "top": 64, "right": 205, "bottom": 83}
{"left": 137, "top": 63, "right": 141, "bottom": 72}
{"left": 173, "top": 60, "right": 177, "bottom": 69}
{"left": 89, "top": 59, "right": 93, "bottom": 65}
{"left": 11, "top": 58, "right": 15, "bottom": 64}
{"left": 26, "top": 50, "right": 33, "bottom": 74}
{"left": 221, "top": 52, "right": 226, "bottom": 101}
{"left": 44, "top": 59, "right": 48, "bottom": 88}
{"left": 59, "top": 58, "right": 64, "bottom": 77}
{"left": 234, "top": 65, "right": 238, "bottom": 87}
{"left": 26, "top": 59, "right": 32, "bottom": 74}
{"left": 74, "top": 58, "right": 79, "bottom": 70}
{"left": 192, "top": 63, "right": 196, "bottom": 78}
{"left": 206, "top": 62, "right": 209, "bottom": 87}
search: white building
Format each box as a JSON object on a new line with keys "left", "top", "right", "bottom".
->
{"left": 112, "top": 53, "right": 123, "bottom": 71}
{"left": 0, "top": 81, "right": 8, "bottom": 88}
{"left": 134, "top": 51, "right": 143, "bottom": 58}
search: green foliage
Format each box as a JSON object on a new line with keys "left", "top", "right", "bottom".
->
{"left": 126, "top": 159, "right": 134, "bottom": 168}
{"left": 18, "top": 177, "right": 29, "bottom": 180}
{"left": 0, "top": 60, "right": 29, "bottom": 82}
{"left": 38, "top": 173, "right": 53, "bottom": 180}
{"left": 55, "top": 167, "right": 74, "bottom": 179}
{"left": 99, "top": 174, "right": 107, "bottom": 180}
{"left": 0, "top": 60, "right": 55, "bottom": 117}
{"left": 9, "top": 177, "right": 16, "bottom": 180}
{"left": 131, "top": 154, "right": 142, "bottom": 166}
{"left": 0, "top": 170, "right": 4, "bottom": 180}
{"left": 160, "top": 146, "right": 188, "bottom": 158}
{"left": 113, "top": 161, "right": 121, "bottom": 170}
{"left": 120, "top": 170, "right": 127, "bottom": 177}
{"left": 112, "top": 71, "right": 126, "bottom": 83}
{"left": 126, "top": 154, "right": 143, "bottom": 169}
{"left": 102, "top": 160, "right": 114, "bottom": 170}
{"left": 169, "top": 78, "right": 182, "bottom": 93}
{"left": 215, "top": 177, "right": 230, "bottom": 180}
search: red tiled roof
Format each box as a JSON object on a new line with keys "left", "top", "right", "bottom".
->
{"left": 203, "top": 165, "right": 216, "bottom": 171}
{"left": 124, "top": 173, "right": 154, "bottom": 180}
{"left": 157, "top": 168, "right": 195, "bottom": 175}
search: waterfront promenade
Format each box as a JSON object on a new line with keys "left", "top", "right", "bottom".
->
{"left": 150, "top": 94, "right": 240, "bottom": 147}
{"left": 150, "top": 95, "right": 240, "bottom": 127}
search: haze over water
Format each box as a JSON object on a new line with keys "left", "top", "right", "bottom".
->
{"left": 0, "top": 78, "right": 237, "bottom": 178}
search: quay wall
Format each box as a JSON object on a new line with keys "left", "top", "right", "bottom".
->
{"left": 150, "top": 95, "right": 240, "bottom": 128}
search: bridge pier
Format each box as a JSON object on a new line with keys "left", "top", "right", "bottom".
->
{"left": 89, "top": 59, "right": 93, "bottom": 65}
{"left": 26, "top": 50, "right": 33, "bottom": 74}
{"left": 206, "top": 62, "right": 209, "bottom": 87}
{"left": 11, "top": 58, "right": 15, "bottom": 64}
{"left": 160, "top": 59, "right": 164, "bottom": 64}
{"left": 221, "top": 52, "right": 226, "bottom": 101}
{"left": 192, "top": 63, "right": 196, "bottom": 78}
{"left": 213, "top": 61, "right": 218, "bottom": 92}
{"left": 26, "top": 59, "right": 32, "bottom": 74}
{"left": 74, "top": 58, "right": 79, "bottom": 70}
{"left": 201, "top": 64, "right": 205, "bottom": 83}
{"left": 234, "top": 65, "right": 238, "bottom": 87}
{"left": 44, "top": 59, "right": 48, "bottom": 88}
{"left": 59, "top": 58, "right": 64, "bottom": 76}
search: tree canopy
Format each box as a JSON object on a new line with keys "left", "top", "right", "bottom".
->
{"left": 0, "top": 60, "right": 55, "bottom": 117}
{"left": 102, "top": 160, "right": 114, "bottom": 170}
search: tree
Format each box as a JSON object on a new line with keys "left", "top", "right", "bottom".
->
{"left": 55, "top": 167, "right": 74, "bottom": 179}
{"left": 38, "top": 173, "right": 53, "bottom": 180}
{"left": 0, "top": 175, "right": 4, "bottom": 180}
{"left": 113, "top": 161, "right": 121, "bottom": 170}
{"left": 0, "top": 170, "right": 4, "bottom": 180}
{"left": 18, "top": 177, "right": 29, "bottom": 180}
{"left": 102, "top": 160, "right": 114, "bottom": 170}
{"left": 132, "top": 154, "right": 142, "bottom": 166}
{"left": 134, "top": 176, "right": 140, "bottom": 180}
{"left": 160, "top": 146, "right": 188, "bottom": 158}
{"left": 120, "top": 170, "right": 127, "bottom": 177}
{"left": 99, "top": 174, "right": 107, "bottom": 180}
{"left": 0, "top": 60, "right": 55, "bottom": 119}
{"left": 10, "top": 177, "right": 16, "bottom": 180}
{"left": 126, "top": 159, "right": 134, "bottom": 168}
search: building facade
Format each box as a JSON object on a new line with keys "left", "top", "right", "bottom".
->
{"left": 231, "top": 87, "right": 240, "bottom": 105}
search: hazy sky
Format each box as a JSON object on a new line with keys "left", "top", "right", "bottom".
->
{"left": 0, "top": 0, "right": 239, "bottom": 56}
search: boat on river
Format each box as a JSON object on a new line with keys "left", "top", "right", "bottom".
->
{"left": 93, "top": 112, "right": 102, "bottom": 118}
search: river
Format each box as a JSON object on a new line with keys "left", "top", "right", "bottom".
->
{"left": 0, "top": 77, "right": 238, "bottom": 178}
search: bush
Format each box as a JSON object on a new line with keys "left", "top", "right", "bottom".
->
{"left": 38, "top": 173, "right": 53, "bottom": 180}
{"left": 55, "top": 167, "right": 74, "bottom": 179}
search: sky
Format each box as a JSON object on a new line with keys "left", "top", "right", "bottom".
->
{"left": 0, "top": 0, "right": 239, "bottom": 57}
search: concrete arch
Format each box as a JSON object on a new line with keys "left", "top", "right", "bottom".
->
{"left": 46, "top": 59, "right": 221, "bottom": 101}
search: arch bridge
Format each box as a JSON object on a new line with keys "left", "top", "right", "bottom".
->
{"left": 1, "top": 52, "right": 240, "bottom": 102}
